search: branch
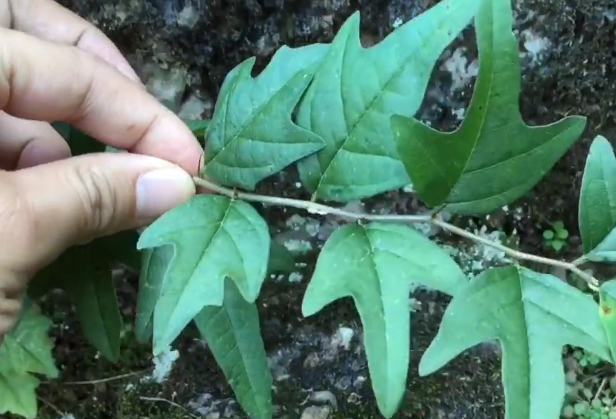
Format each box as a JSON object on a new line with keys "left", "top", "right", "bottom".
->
{"left": 192, "top": 177, "right": 599, "bottom": 290}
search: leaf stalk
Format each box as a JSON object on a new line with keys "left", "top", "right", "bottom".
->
{"left": 193, "top": 177, "right": 599, "bottom": 290}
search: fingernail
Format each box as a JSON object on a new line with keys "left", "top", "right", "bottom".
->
{"left": 136, "top": 168, "right": 195, "bottom": 219}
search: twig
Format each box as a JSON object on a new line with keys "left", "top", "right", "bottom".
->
{"left": 139, "top": 396, "right": 199, "bottom": 418}
{"left": 53, "top": 369, "right": 150, "bottom": 386}
{"left": 192, "top": 177, "right": 600, "bottom": 290}
{"left": 38, "top": 396, "right": 66, "bottom": 417}
{"left": 194, "top": 177, "right": 431, "bottom": 223}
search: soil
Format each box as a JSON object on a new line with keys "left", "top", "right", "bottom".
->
{"left": 10, "top": 0, "right": 616, "bottom": 418}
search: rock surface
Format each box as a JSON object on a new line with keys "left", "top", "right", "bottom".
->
{"left": 30, "top": 0, "right": 616, "bottom": 418}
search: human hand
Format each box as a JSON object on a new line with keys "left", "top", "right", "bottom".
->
{"left": 0, "top": 0, "right": 204, "bottom": 342}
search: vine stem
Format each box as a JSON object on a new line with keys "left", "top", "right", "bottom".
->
{"left": 192, "top": 177, "right": 599, "bottom": 290}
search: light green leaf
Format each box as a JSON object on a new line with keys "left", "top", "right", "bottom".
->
{"left": 579, "top": 135, "right": 616, "bottom": 259}
{"left": 391, "top": 0, "right": 586, "bottom": 215}
{"left": 0, "top": 372, "right": 40, "bottom": 419}
{"left": 201, "top": 44, "right": 329, "bottom": 190}
{"left": 29, "top": 231, "right": 139, "bottom": 361}
{"left": 419, "top": 266, "right": 611, "bottom": 419}
{"left": 137, "top": 194, "right": 270, "bottom": 355}
{"left": 295, "top": 0, "right": 478, "bottom": 203}
{"left": 0, "top": 302, "right": 59, "bottom": 419}
{"left": 0, "top": 301, "right": 58, "bottom": 378}
{"left": 194, "top": 279, "right": 273, "bottom": 419}
{"left": 301, "top": 222, "right": 467, "bottom": 418}
{"left": 599, "top": 280, "right": 616, "bottom": 362}
{"left": 134, "top": 246, "right": 174, "bottom": 343}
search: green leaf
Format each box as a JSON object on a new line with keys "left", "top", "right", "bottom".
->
{"left": 599, "top": 280, "right": 616, "bottom": 362}
{"left": 201, "top": 44, "right": 329, "bottom": 190}
{"left": 543, "top": 230, "right": 554, "bottom": 240}
{"left": 295, "top": 0, "right": 478, "bottom": 203}
{"left": 51, "top": 122, "right": 106, "bottom": 156}
{"left": 137, "top": 194, "right": 270, "bottom": 355}
{"left": 194, "top": 279, "right": 273, "bottom": 419}
{"left": 267, "top": 241, "right": 296, "bottom": 274}
{"left": 183, "top": 119, "right": 210, "bottom": 143}
{"left": 0, "top": 372, "right": 40, "bottom": 419}
{"left": 0, "top": 301, "right": 58, "bottom": 378}
{"left": 135, "top": 245, "right": 174, "bottom": 343}
{"left": 30, "top": 231, "right": 140, "bottom": 361}
{"left": 301, "top": 222, "right": 467, "bottom": 418}
{"left": 391, "top": 0, "right": 586, "bottom": 215}
{"left": 419, "top": 266, "right": 611, "bottom": 419}
{"left": 0, "top": 302, "right": 59, "bottom": 419}
{"left": 579, "top": 136, "right": 616, "bottom": 258}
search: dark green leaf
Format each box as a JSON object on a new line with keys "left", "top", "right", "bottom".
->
{"left": 51, "top": 122, "right": 106, "bottom": 156}
{"left": 391, "top": 0, "right": 586, "bottom": 214}
{"left": 194, "top": 279, "right": 273, "bottom": 419}
{"left": 30, "top": 231, "right": 140, "bottom": 361}
{"left": 267, "top": 241, "right": 295, "bottom": 274}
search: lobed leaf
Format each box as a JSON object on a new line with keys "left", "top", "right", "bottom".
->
{"left": 391, "top": 0, "right": 586, "bottom": 215}
{"left": 194, "top": 279, "right": 273, "bottom": 419}
{"left": 295, "top": 0, "right": 478, "bottom": 203}
{"left": 201, "top": 44, "right": 329, "bottom": 190}
{"left": 420, "top": 266, "right": 611, "bottom": 419}
{"left": 0, "top": 301, "right": 58, "bottom": 378}
{"left": 137, "top": 194, "right": 270, "bottom": 355}
{"left": 301, "top": 222, "right": 467, "bottom": 418}
{"left": 578, "top": 135, "right": 616, "bottom": 261}
{"left": 0, "top": 302, "right": 59, "bottom": 419}
{"left": 0, "top": 373, "right": 40, "bottom": 419}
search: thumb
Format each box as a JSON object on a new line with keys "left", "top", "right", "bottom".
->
{"left": 0, "top": 152, "right": 195, "bottom": 274}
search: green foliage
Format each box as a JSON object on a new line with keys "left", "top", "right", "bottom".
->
{"left": 420, "top": 265, "right": 611, "bottom": 419}
{"left": 295, "top": 1, "right": 478, "bottom": 202}
{"left": 0, "top": 300, "right": 58, "bottom": 419}
{"left": 193, "top": 279, "right": 273, "bottom": 419}
{"left": 579, "top": 136, "right": 616, "bottom": 263}
{"left": 201, "top": 44, "right": 328, "bottom": 190}
{"left": 543, "top": 221, "right": 570, "bottom": 252}
{"left": 302, "top": 222, "right": 467, "bottom": 416}
{"left": 390, "top": 0, "right": 586, "bottom": 215}
{"left": 30, "top": 231, "right": 140, "bottom": 361}
{"left": 16, "top": 0, "right": 616, "bottom": 418}
{"left": 136, "top": 194, "right": 271, "bottom": 355}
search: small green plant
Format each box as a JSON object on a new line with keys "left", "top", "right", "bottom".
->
{"left": 7, "top": 0, "right": 616, "bottom": 418}
{"left": 544, "top": 220, "right": 570, "bottom": 252}
{"left": 573, "top": 348, "right": 602, "bottom": 368}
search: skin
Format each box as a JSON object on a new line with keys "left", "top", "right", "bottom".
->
{"left": 0, "top": 0, "right": 205, "bottom": 344}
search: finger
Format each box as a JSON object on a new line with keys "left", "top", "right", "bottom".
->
{"left": 0, "top": 28, "right": 203, "bottom": 174}
{"left": 0, "top": 0, "right": 141, "bottom": 83}
{"left": 0, "top": 152, "right": 195, "bottom": 275}
{"left": 0, "top": 112, "right": 70, "bottom": 170}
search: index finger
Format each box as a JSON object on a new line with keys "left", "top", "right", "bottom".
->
{"left": 1, "top": 0, "right": 141, "bottom": 83}
{"left": 0, "top": 28, "right": 203, "bottom": 174}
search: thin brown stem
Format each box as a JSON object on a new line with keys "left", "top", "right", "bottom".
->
{"left": 192, "top": 177, "right": 600, "bottom": 290}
